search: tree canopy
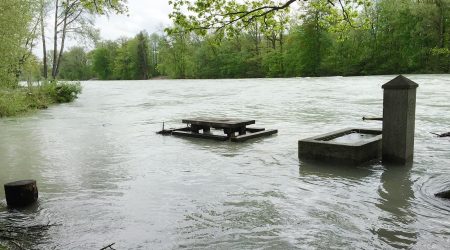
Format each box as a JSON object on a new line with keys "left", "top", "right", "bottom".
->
{"left": 2, "top": 0, "right": 449, "bottom": 83}
{"left": 80, "top": 0, "right": 128, "bottom": 14}
{"left": 48, "top": 0, "right": 128, "bottom": 79}
{"left": 0, "top": 0, "right": 36, "bottom": 88}
{"left": 167, "top": 0, "right": 371, "bottom": 35}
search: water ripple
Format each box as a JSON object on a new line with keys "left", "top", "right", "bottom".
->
{"left": 1, "top": 75, "right": 450, "bottom": 248}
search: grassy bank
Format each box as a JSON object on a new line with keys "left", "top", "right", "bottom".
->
{"left": 0, "top": 81, "right": 82, "bottom": 118}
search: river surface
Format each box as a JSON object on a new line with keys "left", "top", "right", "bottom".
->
{"left": 1, "top": 75, "right": 449, "bottom": 249}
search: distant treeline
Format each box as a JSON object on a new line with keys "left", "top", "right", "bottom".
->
{"left": 56, "top": 32, "right": 161, "bottom": 81}
{"left": 56, "top": 0, "right": 449, "bottom": 80}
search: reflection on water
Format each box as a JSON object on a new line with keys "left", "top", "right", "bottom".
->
{"left": 374, "top": 163, "right": 417, "bottom": 248}
{"left": 299, "top": 161, "right": 377, "bottom": 180}
{"left": 1, "top": 75, "right": 450, "bottom": 248}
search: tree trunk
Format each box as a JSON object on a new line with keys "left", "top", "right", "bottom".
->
{"left": 52, "top": 0, "right": 59, "bottom": 78}
{"left": 55, "top": 14, "right": 68, "bottom": 78}
{"left": 4, "top": 180, "right": 38, "bottom": 207}
{"left": 314, "top": 10, "right": 321, "bottom": 76}
{"left": 279, "top": 32, "right": 283, "bottom": 53}
{"left": 438, "top": 3, "right": 445, "bottom": 48}
{"left": 279, "top": 32, "right": 284, "bottom": 73}
{"left": 41, "top": 0, "right": 48, "bottom": 79}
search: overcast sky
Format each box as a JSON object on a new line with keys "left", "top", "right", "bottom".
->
{"left": 95, "top": 0, "right": 172, "bottom": 40}
{"left": 34, "top": 1, "right": 172, "bottom": 57}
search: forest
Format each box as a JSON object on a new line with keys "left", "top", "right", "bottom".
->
{"left": 1, "top": 0, "right": 449, "bottom": 83}
{"left": 57, "top": 0, "right": 450, "bottom": 80}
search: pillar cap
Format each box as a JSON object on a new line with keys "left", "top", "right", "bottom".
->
{"left": 382, "top": 75, "right": 419, "bottom": 90}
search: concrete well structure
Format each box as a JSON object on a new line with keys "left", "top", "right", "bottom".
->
{"left": 381, "top": 75, "right": 419, "bottom": 164}
{"left": 298, "top": 128, "right": 382, "bottom": 165}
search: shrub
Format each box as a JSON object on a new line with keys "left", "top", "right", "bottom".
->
{"left": 0, "top": 88, "right": 29, "bottom": 117}
{"left": 41, "top": 81, "right": 82, "bottom": 103}
{"left": 0, "top": 81, "right": 82, "bottom": 117}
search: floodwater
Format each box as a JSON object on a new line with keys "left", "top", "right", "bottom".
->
{"left": 0, "top": 75, "right": 449, "bottom": 249}
{"left": 326, "top": 132, "right": 378, "bottom": 143}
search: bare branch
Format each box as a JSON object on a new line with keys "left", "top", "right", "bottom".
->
{"left": 100, "top": 243, "right": 116, "bottom": 250}
{"left": 66, "top": 10, "right": 84, "bottom": 26}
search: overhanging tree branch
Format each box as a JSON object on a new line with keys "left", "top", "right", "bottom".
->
{"left": 168, "top": 0, "right": 362, "bottom": 34}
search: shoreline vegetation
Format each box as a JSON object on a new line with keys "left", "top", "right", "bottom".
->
{"left": 24, "top": 1, "right": 446, "bottom": 82}
{"left": 0, "top": 81, "right": 82, "bottom": 118}
{"left": 1, "top": 0, "right": 122, "bottom": 119}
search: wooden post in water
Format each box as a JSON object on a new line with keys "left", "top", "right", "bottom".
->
{"left": 381, "top": 75, "right": 419, "bottom": 164}
{"left": 4, "top": 180, "right": 38, "bottom": 207}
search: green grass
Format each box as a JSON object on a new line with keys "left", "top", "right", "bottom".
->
{"left": 0, "top": 88, "right": 49, "bottom": 117}
{"left": 0, "top": 81, "right": 82, "bottom": 118}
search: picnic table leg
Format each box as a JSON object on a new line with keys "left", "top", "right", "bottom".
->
{"left": 238, "top": 127, "right": 246, "bottom": 135}
{"left": 191, "top": 124, "right": 201, "bottom": 133}
{"left": 224, "top": 128, "right": 236, "bottom": 138}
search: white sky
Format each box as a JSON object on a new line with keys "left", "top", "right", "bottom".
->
{"left": 95, "top": 0, "right": 172, "bottom": 40}
{"left": 35, "top": 1, "right": 172, "bottom": 57}
{"left": 36, "top": 0, "right": 302, "bottom": 56}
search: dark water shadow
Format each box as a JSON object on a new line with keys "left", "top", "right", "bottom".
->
{"left": 298, "top": 159, "right": 377, "bottom": 181}
{"left": 373, "top": 162, "right": 417, "bottom": 248}
{"left": 171, "top": 132, "right": 276, "bottom": 157}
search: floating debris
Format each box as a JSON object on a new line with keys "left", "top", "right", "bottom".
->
{"left": 435, "top": 190, "right": 450, "bottom": 199}
{"left": 362, "top": 117, "right": 383, "bottom": 121}
{"left": 430, "top": 132, "right": 450, "bottom": 138}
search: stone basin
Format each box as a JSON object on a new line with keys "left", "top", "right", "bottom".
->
{"left": 298, "top": 128, "right": 382, "bottom": 165}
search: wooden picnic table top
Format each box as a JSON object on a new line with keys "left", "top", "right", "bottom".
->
{"left": 182, "top": 118, "right": 256, "bottom": 129}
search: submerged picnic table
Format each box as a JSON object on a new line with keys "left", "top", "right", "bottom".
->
{"left": 183, "top": 118, "right": 255, "bottom": 137}
{"left": 163, "top": 118, "right": 277, "bottom": 142}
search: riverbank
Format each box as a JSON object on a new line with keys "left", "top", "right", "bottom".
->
{"left": 0, "top": 81, "right": 82, "bottom": 118}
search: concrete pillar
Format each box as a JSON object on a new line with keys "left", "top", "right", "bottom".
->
{"left": 382, "top": 75, "right": 419, "bottom": 164}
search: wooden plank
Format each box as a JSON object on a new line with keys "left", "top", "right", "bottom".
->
{"left": 182, "top": 118, "right": 255, "bottom": 129}
{"left": 156, "top": 127, "right": 190, "bottom": 135}
{"left": 231, "top": 129, "right": 278, "bottom": 142}
{"left": 246, "top": 127, "right": 265, "bottom": 133}
{"left": 172, "top": 131, "right": 229, "bottom": 141}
